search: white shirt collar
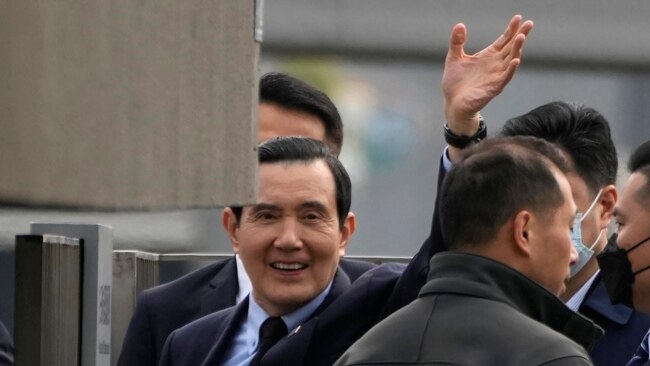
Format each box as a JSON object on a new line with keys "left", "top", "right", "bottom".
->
{"left": 235, "top": 254, "right": 252, "bottom": 304}
{"left": 566, "top": 270, "right": 600, "bottom": 311}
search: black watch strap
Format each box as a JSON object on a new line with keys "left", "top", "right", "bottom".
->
{"left": 444, "top": 117, "right": 487, "bottom": 149}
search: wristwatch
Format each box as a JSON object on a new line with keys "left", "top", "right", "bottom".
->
{"left": 443, "top": 117, "right": 487, "bottom": 149}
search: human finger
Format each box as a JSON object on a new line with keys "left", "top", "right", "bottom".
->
{"left": 499, "top": 19, "right": 532, "bottom": 62}
{"left": 498, "top": 57, "right": 523, "bottom": 90}
{"left": 517, "top": 19, "right": 534, "bottom": 38}
{"left": 506, "top": 33, "right": 528, "bottom": 65}
{"left": 447, "top": 23, "right": 467, "bottom": 61}
{"left": 492, "top": 15, "right": 523, "bottom": 51}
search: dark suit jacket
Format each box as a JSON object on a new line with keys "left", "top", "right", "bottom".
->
{"left": 117, "top": 256, "right": 377, "bottom": 366}
{"left": 0, "top": 321, "right": 13, "bottom": 366}
{"left": 158, "top": 162, "right": 448, "bottom": 366}
{"left": 580, "top": 276, "right": 650, "bottom": 366}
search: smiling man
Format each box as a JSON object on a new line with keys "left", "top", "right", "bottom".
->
{"left": 226, "top": 144, "right": 354, "bottom": 319}
{"left": 159, "top": 137, "right": 408, "bottom": 366}
{"left": 117, "top": 72, "right": 375, "bottom": 366}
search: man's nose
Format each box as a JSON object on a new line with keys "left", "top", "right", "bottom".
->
{"left": 274, "top": 219, "right": 302, "bottom": 249}
{"left": 569, "top": 243, "right": 578, "bottom": 265}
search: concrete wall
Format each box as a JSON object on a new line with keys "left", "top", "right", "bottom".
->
{"left": 0, "top": 0, "right": 259, "bottom": 210}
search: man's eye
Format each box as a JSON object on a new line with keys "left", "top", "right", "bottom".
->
{"left": 303, "top": 213, "right": 322, "bottom": 221}
{"left": 255, "top": 212, "right": 276, "bottom": 220}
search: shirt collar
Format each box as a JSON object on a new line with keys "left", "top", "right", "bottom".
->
{"left": 566, "top": 270, "right": 599, "bottom": 311}
{"left": 235, "top": 254, "right": 252, "bottom": 304}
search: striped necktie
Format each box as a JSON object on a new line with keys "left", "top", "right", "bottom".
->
{"left": 627, "top": 330, "right": 650, "bottom": 366}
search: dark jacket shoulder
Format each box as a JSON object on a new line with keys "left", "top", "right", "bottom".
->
{"left": 335, "top": 253, "right": 599, "bottom": 366}
{"left": 339, "top": 258, "right": 377, "bottom": 281}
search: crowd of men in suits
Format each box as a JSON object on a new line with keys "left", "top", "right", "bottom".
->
{"left": 3, "top": 13, "right": 649, "bottom": 366}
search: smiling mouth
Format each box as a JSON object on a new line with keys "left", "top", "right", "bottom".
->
{"left": 271, "top": 262, "right": 308, "bottom": 271}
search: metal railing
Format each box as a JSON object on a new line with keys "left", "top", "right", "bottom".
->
{"left": 14, "top": 235, "right": 81, "bottom": 366}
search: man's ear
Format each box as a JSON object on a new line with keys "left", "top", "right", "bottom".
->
{"left": 512, "top": 210, "right": 533, "bottom": 258}
{"left": 222, "top": 207, "right": 240, "bottom": 253}
{"left": 338, "top": 212, "right": 356, "bottom": 256}
{"left": 597, "top": 184, "right": 617, "bottom": 230}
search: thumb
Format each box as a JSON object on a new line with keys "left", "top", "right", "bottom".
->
{"left": 447, "top": 23, "right": 467, "bottom": 60}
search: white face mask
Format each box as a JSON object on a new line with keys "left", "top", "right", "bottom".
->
{"left": 570, "top": 189, "right": 604, "bottom": 277}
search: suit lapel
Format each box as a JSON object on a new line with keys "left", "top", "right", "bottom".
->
{"left": 200, "top": 297, "right": 249, "bottom": 366}
{"left": 200, "top": 257, "right": 238, "bottom": 316}
{"left": 264, "top": 318, "right": 318, "bottom": 366}
{"left": 312, "top": 266, "right": 351, "bottom": 316}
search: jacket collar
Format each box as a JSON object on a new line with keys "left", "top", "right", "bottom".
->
{"left": 200, "top": 257, "right": 238, "bottom": 316}
{"left": 421, "top": 252, "right": 604, "bottom": 350}
{"left": 200, "top": 296, "right": 250, "bottom": 366}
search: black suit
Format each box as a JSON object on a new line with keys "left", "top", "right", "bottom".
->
{"left": 117, "top": 256, "right": 376, "bottom": 366}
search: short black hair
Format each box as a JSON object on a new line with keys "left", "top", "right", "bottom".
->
{"left": 440, "top": 136, "right": 570, "bottom": 249}
{"left": 260, "top": 72, "right": 344, "bottom": 156}
{"left": 501, "top": 101, "right": 617, "bottom": 198}
{"left": 231, "top": 137, "right": 351, "bottom": 229}
{"left": 628, "top": 140, "right": 650, "bottom": 202}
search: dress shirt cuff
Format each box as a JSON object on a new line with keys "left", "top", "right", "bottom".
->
{"left": 442, "top": 146, "right": 453, "bottom": 172}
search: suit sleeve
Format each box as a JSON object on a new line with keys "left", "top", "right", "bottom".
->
{"left": 118, "top": 291, "right": 157, "bottom": 366}
{"left": 380, "top": 156, "right": 448, "bottom": 317}
{"left": 157, "top": 331, "right": 177, "bottom": 366}
{"left": 430, "top": 153, "right": 450, "bottom": 255}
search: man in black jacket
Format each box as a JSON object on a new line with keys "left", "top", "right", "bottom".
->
{"left": 336, "top": 136, "right": 603, "bottom": 366}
